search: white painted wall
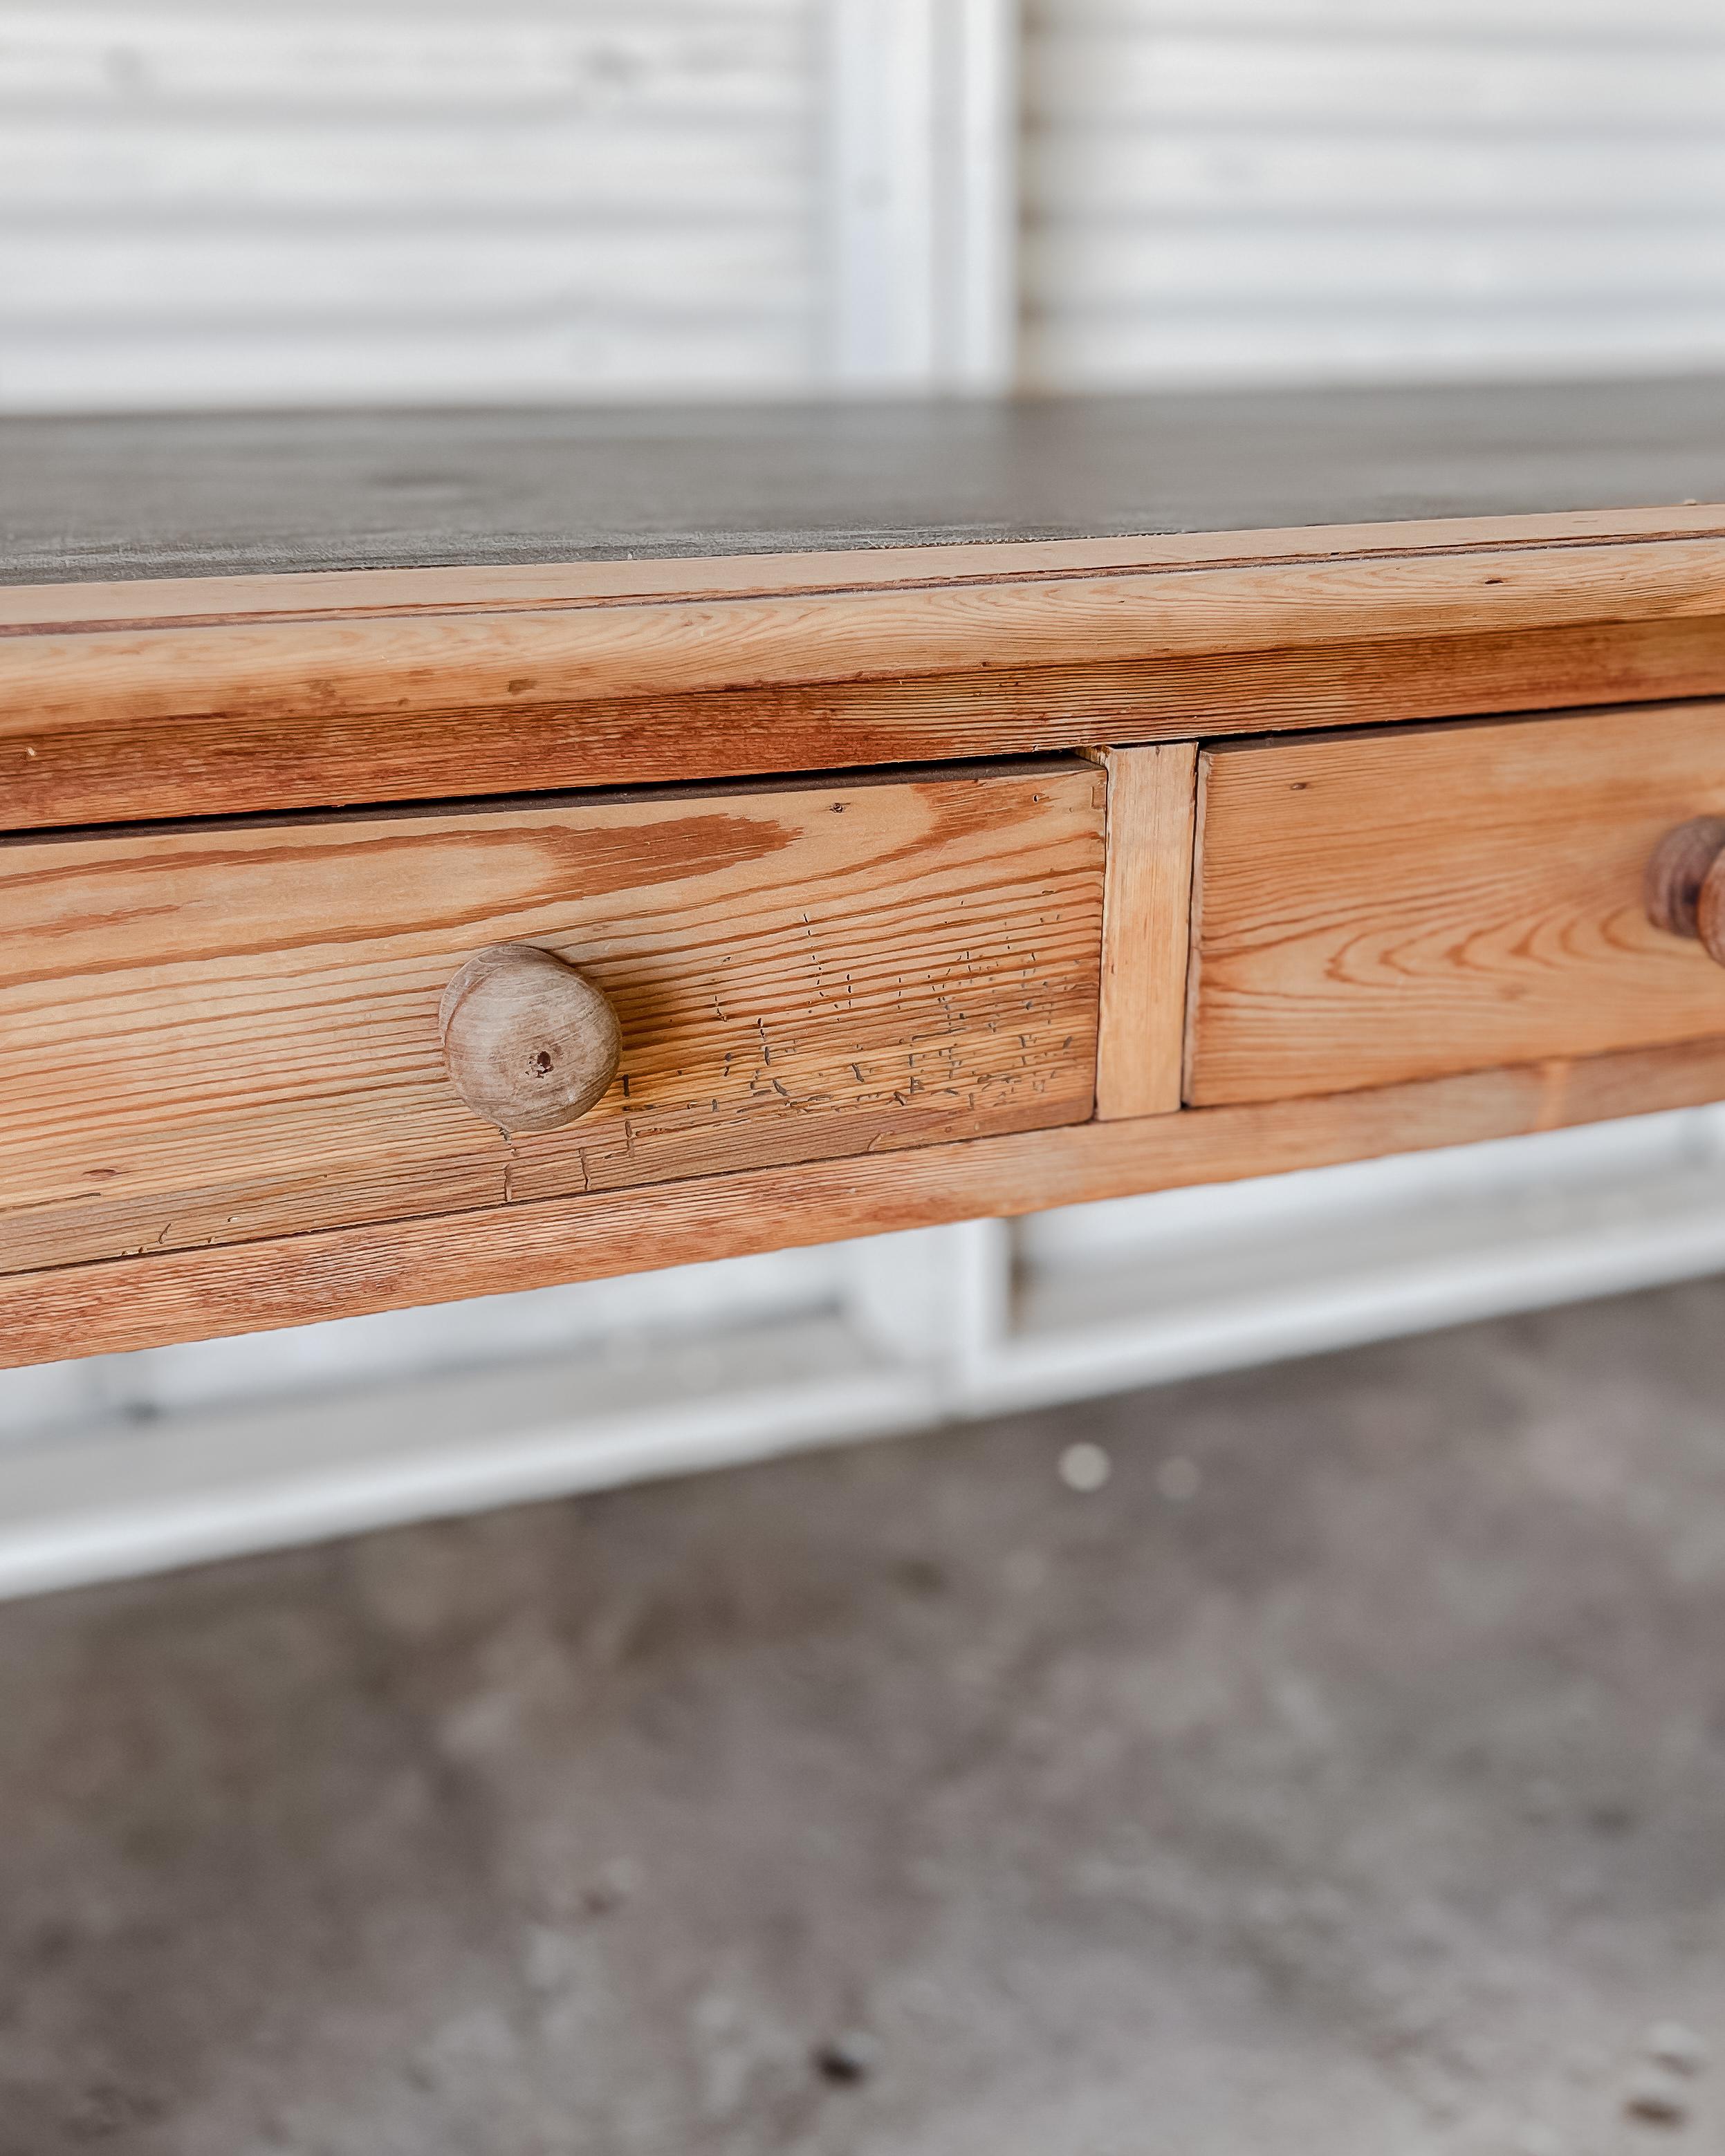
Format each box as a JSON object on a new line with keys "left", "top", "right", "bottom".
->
{"left": 4, "top": 0, "right": 1724, "bottom": 1590}
{"left": 12, "top": 1, "right": 1724, "bottom": 405}
{"left": 1022, "top": 0, "right": 1725, "bottom": 387}
{"left": 0, "top": 0, "right": 1019, "bottom": 409}
{"left": 825, "top": 0, "right": 1019, "bottom": 389}
{"left": 0, "top": 0, "right": 827, "bottom": 409}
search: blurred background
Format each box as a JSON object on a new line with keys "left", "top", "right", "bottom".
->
{"left": 9, "top": 0, "right": 1725, "bottom": 407}
{"left": 6, "top": 0, "right": 1725, "bottom": 1596}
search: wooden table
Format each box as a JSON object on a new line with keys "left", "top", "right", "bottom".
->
{"left": 8, "top": 378, "right": 1725, "bottom": 1368}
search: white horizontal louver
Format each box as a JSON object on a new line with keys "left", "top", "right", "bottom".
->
{"left": 0, "top": 0, "right": 821, "bottom": 411}
{"left": 1023, "top": 0, "right": 1725, "bottom": 387}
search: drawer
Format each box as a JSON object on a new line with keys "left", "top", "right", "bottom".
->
{"left": 0, "top": 761, "right": 1104, "bottom": 1272}
{"left": 1188, "top": 703, "right": 1725, "bottom": 1105}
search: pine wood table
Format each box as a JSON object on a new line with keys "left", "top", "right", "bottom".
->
{"left": 7, "top": 378, "right": 1725, "bottom": 1367}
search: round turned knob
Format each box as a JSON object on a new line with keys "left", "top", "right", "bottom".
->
{"left": 439, "top": 943, "right": 620, "bottom": 1134}
{"left": 1646, "top": 817, "right": 1725, "bottom": 958}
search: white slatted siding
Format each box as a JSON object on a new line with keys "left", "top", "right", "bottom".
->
{"left": 0, "top": 0, "right": 821, "bottom": 410}
{"left": 1023, "top": 0, "right": 1725, "bottom": 387}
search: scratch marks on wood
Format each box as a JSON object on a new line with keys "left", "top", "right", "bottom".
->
{"left": 0, "top": 763, "right": 1103, "bottom": 1272}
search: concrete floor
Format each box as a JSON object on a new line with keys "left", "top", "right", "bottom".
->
{"left": 3, "top": 1285, "right": 1725, "bottom": 2155}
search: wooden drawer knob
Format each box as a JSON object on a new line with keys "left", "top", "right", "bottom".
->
{"left": 439, "top": 943, "right": 620, "bottom": 1134}
{"left": 1646, "top": 817, "right": 1725, "bottom": 958}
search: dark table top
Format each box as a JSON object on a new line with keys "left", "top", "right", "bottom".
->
{"left": 4, "top": 375, "right": 1724, "bottom": 586}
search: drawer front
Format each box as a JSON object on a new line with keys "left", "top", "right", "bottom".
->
{"left": 0, "top": 763, "right": 1104, "bottom": 1271}
{"left": 1188, "top": 703, "right": 1725, "bottom": 1105}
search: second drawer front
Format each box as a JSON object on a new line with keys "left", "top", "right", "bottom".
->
{"left": 1189, "top": 703, "right": 1725, "bottom": 1105}
{"left": 0, "top": 762, "right": 1104, "bottom": 1271}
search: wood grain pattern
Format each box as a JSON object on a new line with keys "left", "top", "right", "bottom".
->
{"left": 1188, "top": 703, "right": 1725, "bottom": 1106}
{"left": 0, "top": 763, "right": 1104, "bottom": 1274}
{"left": 7, "top": 521, "right": 1725, "bottom": 832}
{"left": 9, "top": 504, "right": 1725, "bottom": 630}
{"left": 1088, "top": 743, "right": 1197, "bottom": 1118}
{"left": 8, "top": 1031, "right": 1725, "bottom": 1369}
{"left": 10, "top": 613, "right": 1725, "bottom": 837}
{"left": 19, "top": 535, "right": 1723, "bottom": 728}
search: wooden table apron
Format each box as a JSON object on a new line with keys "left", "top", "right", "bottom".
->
{"left": 6, "top": 384, "right": 1725, "bottom": 1366}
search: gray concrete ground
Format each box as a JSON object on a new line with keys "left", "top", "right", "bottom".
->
{"left": 3, "top": 1283, "right": 1725, "bottom": 2155}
